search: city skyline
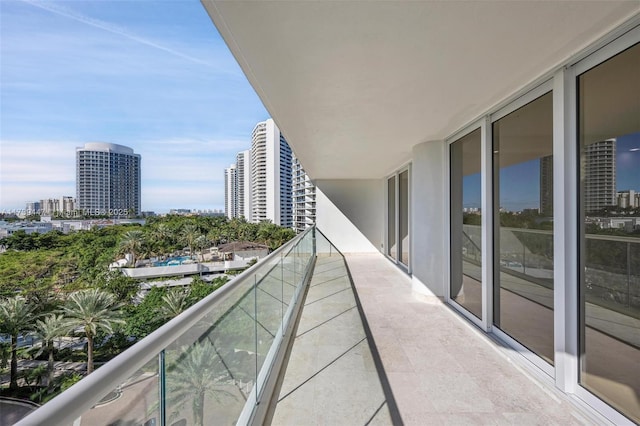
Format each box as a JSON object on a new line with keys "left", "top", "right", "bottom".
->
{"left": 462, "top": 132, "right": 640, "bottom": 212}
{"left": 0, "top": 0, "right": 268, "bottom": 213}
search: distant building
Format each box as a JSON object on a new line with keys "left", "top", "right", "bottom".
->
{"left": 25, "top": 201, "right": 41, "bottom": 216}
{"left": 292, "top": 154, "right": 316, "bottom": 233}
{"left": 539, "top": 155, "right": 553, "bottom": 216}
{"left": 168, "top": 209, "right": 193, "bottom": 215}
{"left": 39, "top": 198, "right": 60, "bottom": 215}
{"left": 236, "top": 150, "right": 252, "bottom": 221}
{"left": 617, "top": 189, "right": 639, "bottom": 209}
{"left": 583, "top": 139, "right": 616, "bottom": 213}
{"left": 590, "top": 216, "right": 640, "bottom": 232}
{"left": 25, "top": 197, "right": 75, "bottom": 217}
{"left": 224, "top": 164, "right": 238, "bottom": 219}
{"left": 60, "top": 196, "right": 76, "bottom": 214}
{"left": 0, "top": 221, "right": 53, "bottom": 238}
{"left": 217, "top": 241, "right": 269, "bottom": 261}
{"left": 76, "top": 142, "right": 141, "bottom": 216}
{"left": 250, "top": 119, "right": 292, "bottom": 227}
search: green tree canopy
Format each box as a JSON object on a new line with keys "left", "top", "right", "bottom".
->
{"left": 61, "top": 289, "right": 124, "bottom": 374}
{"left": 0, "top": 296, "right": 38, "bottom": 389}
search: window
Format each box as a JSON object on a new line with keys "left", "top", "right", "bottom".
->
{"left": 450, "top": 128, "right": 482, "bottom": 319}
{"left": 578, "top": 42, "right": 640, "bottom": 422}
{"left": 387, "top": 167, "right": 410, "bottom": 268}
{"left": 493, "top": 91, "right": 555, "bottom": 364}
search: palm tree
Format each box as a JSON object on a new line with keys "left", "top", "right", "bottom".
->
{"left": 61, "top": 289, "right": 124, "bottom": 375}
{"left": 166, "top": 341, "right": 235, "bottom": 426}
{"left": 118, "top": 230, "right": 145, "bottom": 267}
{"left": 0, "top": 296, "right": 38, "bottom": 389}
{"left": 33, "top": 314, "right": 69, "bottom": 393}
{"left": 152, "top": 223, "right": 174, "bottom": 256}
{"left": 194, "top": 235, "right": 208, "bottom": 262}
{"left": 158, "top": 289, "right": 189, "bottom": 320}
{"left": 180, "top": 224, "right": 201, "bottom": 258}
{"left": 207, "top": 227, "right": 222, "bottom": 247}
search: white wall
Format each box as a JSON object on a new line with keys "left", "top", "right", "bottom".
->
{"left": 411, "top": 140, "right": 447, "bottom": 297}
{"left": 315, "top": 180, "right": 383, "bottom": 253}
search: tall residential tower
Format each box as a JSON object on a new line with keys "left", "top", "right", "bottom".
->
{"left": 76, "top": 143, "right": 141, "bottom": 216}
{"left": 292, "top": 154, "right": 316, "bottom": 233}
{"left": 236, "top": 150, "right": 252, "bottom": 221}
{"left": 224, "top": 164, "right": 238, "bottom": 219}
{"left": 584, "top": 138, "right": 617, "bottom": 213}
{"left": 250, "top": 119, "right": 292, "bottom": 227}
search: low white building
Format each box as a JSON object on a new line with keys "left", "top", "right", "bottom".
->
{"left": 0, "top": 221, "right": 53, "bottom": 238}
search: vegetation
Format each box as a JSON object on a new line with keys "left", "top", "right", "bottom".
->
{"left": 0, "top": 215, "right": 294, "bottom": 405}
{"left": 166, "top": 341, "right": 236, "bottom": 426}
{"left": 0, "top": 296, "right": 38, "bottom": 389}
{"left": 60, "top": 289, "right": 124, "bottom": 374}
{"left": 32, "top": 314, "right": 69, "bottom": 394}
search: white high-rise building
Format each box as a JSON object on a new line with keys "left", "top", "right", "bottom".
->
{"left": 236, "top": 150, "right": 252, "bottom": 221}
{"left": 39, "top": 198, "right": 60, "bottom": 215}
{"left": 584, "top": 138, "right": 617, "bottom": 213}
{"left": 292, "top": 154, "right": 316, "bottom": 233}
{"left": 60, "top": 196, "right": 76, "bottom": 215}
{"left": 250, "top": 119, "right": 292, "bottom": 227}
{"left": 76, "top": 143, "right": 141, "bottom": 216}
{"left": 224, "top": 164, "right": 238, "bottom": 219}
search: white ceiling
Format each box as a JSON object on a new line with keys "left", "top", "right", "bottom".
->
{"left": 203, "top": 1, "right": 640, "bottom": 180}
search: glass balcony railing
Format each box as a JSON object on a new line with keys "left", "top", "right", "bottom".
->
{"left": 17, "top": 227, "right": 316, "bottom": 426}
{"left": 461, "top": 224, "right": 640, "bottom": 346}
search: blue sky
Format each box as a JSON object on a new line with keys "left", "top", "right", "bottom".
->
{"left": 0, "top": 0, "right": 268, "bottom": 213}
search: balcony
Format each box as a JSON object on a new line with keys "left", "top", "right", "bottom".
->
{"left": 16, "top": 227, "right": 616, "bottom": 425}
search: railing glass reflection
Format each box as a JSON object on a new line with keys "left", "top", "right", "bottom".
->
{"left": 462, "top": 224, "right": 640, "bottom": 342}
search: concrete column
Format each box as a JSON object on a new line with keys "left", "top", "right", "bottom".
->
{"left": 411, "top": 140, "right": 447, "bottom": 297}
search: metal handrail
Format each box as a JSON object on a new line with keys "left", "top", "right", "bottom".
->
{"left": 16, "top": 227, "right": 314, "bottom": 426}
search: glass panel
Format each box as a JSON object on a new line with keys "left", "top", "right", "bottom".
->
{"left": 164, "top": 278, "right": 256, "bottom": 425}
{"left": 493, "top": 91, "right": 554, "bottom": 364}
{"left": 22, "top": 228, "right": 316, "bottom": 426}
{"left": 450, "top": 128, "right": 482, "bottom": 319}
{"left": 578, "top": 42, "right": 640, "bottom": 423}
{"left": 80, "top": 357, "right": 159, "bottom": 425}
{"left": 387, "top": 176, "right": 397, "bottom": 259}
{"left": 399, "top": 170, "right": 410, "bottom": 266}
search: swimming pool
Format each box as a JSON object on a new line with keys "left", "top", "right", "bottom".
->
{"left": 153, "top": 256, "right": 192, "bottom": 267}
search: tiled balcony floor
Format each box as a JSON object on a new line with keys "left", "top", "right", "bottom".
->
{"left": 272, "top": 253, "right": 394, "bottom": 425}
{"left": 273, "top": 252, "right": 600, "bottom": 425}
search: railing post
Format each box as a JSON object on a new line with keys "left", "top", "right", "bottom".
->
{"left": 522, "top": 234, "right": 526, "bottom": 275}
{"left": 253, "top": 273, "right": 258, "bottom": 406}
{"left": 281, "top": 252, "right": 285, "bottom": 334}
{"left": 158, "top": 350, "right": 166, "bottom": 426}
{"left": 627, "top": 241, "right": 631, "bottom": 309}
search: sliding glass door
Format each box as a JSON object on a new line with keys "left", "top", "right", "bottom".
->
{"left": 387, "top": 168, "right": 410, "bottom": 269}
{"left": 450, "top": 129, "right": 482, "bottom": 319}
{"left": 578, "top": 42, "right": 640, "bottom": 422}
{"left": 493, "top": 92, "right": 555, "bottom": 365}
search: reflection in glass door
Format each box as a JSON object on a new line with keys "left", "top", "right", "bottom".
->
{"left": 578, "top": 42, "right": 640, "bottom": 423}
{"left": 387, "top": 169, "right": 410, "bottom": 268}
{"left": 387, "top": 176, "right": 397, "bottom": 260}
{"left": 399, "top": 170, "right": 409, "bottom": 266}
{"left": 493, "top": 91, "right": 555, "bottom": 364}
{"left": 450, "top": 129, "right": 482, "bottom": 319}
